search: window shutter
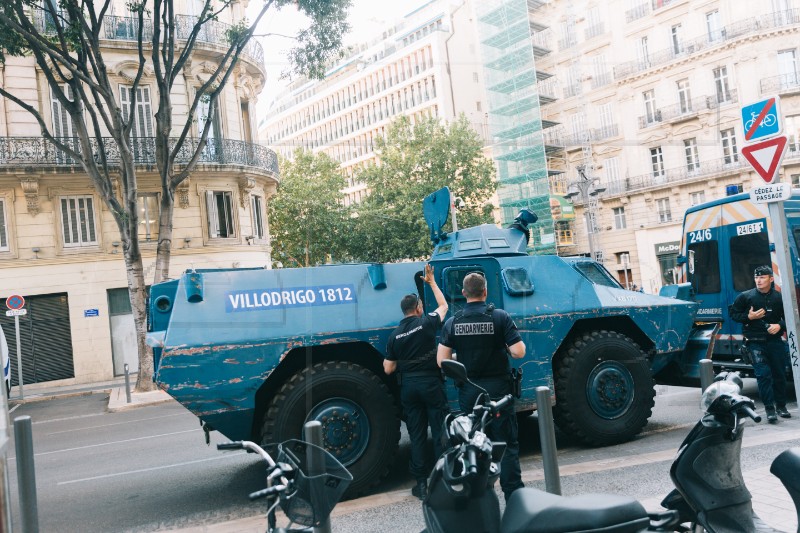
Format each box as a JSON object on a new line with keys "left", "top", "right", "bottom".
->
{"left": 206, "top": 191, "right": 219, "bottom": 238}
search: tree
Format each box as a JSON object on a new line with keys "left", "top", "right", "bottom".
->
{"left": 0, "top": 0, "right": 350, "bottom": 390}
{"left": 269, "top": 150, "right": 351, "bottom": 267}
{"left": 349, "top": 115, "right": 496, "bottom": 262}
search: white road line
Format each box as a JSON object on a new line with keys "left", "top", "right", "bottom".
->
{"left": 57, "top": 452, "right": 246, "bottom": 486}
{"left": 10, "top": 429, "right": 199, "bottom": 459}
{"left": 9, "top": 404, "right": 19, "bottom": 414}
{"left": 43, "top": 413, "right": 189, "bottom": 435}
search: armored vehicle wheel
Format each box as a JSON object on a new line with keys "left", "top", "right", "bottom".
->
{"left": 261, "top": 361, "right": 400, "bottom": 497}
{"left": 553, "top": 330, "right": 655, "bottom": 446}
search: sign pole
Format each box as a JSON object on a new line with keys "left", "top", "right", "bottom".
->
{"left": 14, "top": 315, "right": 22, "bottom": 400}
{"left": 768, "top": 201, "right": 800, "bottom": 394}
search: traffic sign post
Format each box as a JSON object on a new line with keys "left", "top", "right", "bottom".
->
{"left": 740, "top": 95, "right": 800, "bottom": 393}
{"left": 4, "top": 296, "right": 25, "bottom": 399}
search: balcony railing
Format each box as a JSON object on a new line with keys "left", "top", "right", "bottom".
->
{"left": 760, "top": 73, "right": 800, "bottom": 95}
{"left": 604, "top": 155, "right": 747, "bottom": 196}
{"left": 0, "top": 137, "right": 279, "bottom": 175}
{"left": 558, "top": 36, "right": 578, "bottom": 51}
{"left": 33, "top": 11, "right": 264, "bottom": 70}
{"left": 585, "top": 23, "right": 605, "bottom": 40}
{"left": 615, "top": 9, "right": 800, "bottom": 80}
{"left": 652, "top": 0, "right": 680, "bottom": 10}
{"left": 590, "top": 71, "right": 612, "bottom": 89}
{"left": 626, "top": 3, "right": 651, "bottom": 23}
{"left": 638, "top": 90, "right": 738, "bottom": 128}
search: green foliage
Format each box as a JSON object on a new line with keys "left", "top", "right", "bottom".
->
{"left": 348, "top": 115, "right": 497, "bottom": 263}
{"left": 269, "top": 150, "right": 352, "bottom": 267}
{"left": 278, "top": 0, "right": 352, "bottom": 79}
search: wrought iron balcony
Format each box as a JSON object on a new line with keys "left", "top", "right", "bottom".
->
{"left": 32, "top": 11, "right": 264, "bottom": 70}
{"left": 615, "top": 9, "right": 800, "bottom": 80}
{"left": 760, "top": 73, "right": 800, "bottom": 95}
{"left": 0, "top": 137, "right": 279, "bottom": 176}
{"left": 638, "top": 90, "right": 737, "bottom": 128}
{"left": 584, "top": 23, "right": 605, "bottom": 40}
{"left": 625, "top": 3, "right": 651, "bottom": 23}
{"left": 604, "top": 155, "right": 747, "bottom": 196}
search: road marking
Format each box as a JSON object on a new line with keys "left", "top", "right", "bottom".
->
{"left": 57, "top": 452, "right": 246, "bottom": 486}
{"left": 9, "top": 404, "right": 19, "bottom": 415}
{"left": 43, "top": 413, "right": 189, "bottom": 435}
{"left": 10, "top": 429, "right": 198, "bottom": 459}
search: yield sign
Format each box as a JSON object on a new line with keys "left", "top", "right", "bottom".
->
{"left": 741, "top": 136, "right": 788, "bottom": 183}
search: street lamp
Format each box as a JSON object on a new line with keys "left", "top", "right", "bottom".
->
{"left": 564, "top": 165, "right": 605, "bottom": 261}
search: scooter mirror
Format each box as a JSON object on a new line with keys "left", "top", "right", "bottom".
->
{"left": 701, "top": 380, "right": 740, "bottom": 412}
{"left": 441, "top": 359, "right": 468, "bottom": 385}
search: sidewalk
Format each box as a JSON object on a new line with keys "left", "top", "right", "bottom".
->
{"left": 7, "top": 377, "right": 174, "bottom": 412}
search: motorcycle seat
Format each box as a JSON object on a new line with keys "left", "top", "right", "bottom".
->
{"left": 502, "top": 488, "right": 649, "bottom": 533}
{"left": 771, "top": 447, "right": 800, "bottom": 494}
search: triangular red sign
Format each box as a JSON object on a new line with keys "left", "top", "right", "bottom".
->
{"left": 741, "top": 136, "right": 788, "bottom": 183}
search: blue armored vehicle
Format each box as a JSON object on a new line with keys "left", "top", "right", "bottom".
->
{"left": 148, "top": 188, "right": 702, "bottom": 496}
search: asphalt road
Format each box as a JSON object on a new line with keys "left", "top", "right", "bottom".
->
{"left": 5, "top": 380, "right": 800, "bottom": 532}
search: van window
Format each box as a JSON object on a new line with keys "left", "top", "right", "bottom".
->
{"left": 730, "top": 232, "right": 770, "bottom": 292}
{"left": 688, "top": 240, "right": 721, "bottom": 293}
{"left": 573, "top": 262, "right": 622, "bottom": 288}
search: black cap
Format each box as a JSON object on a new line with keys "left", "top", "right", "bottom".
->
{"left": 754, "top": 265, "right": 773, "bottom": 277}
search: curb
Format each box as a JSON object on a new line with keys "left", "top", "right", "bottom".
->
{"left": 9, "top": 389, "right": 108, "bottom": 406}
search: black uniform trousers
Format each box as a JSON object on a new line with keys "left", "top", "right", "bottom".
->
{"left": 749, "top": 337, "right": 789, "bottom": 411}
{"left": 400, "top": 374, "right": 448, "bottom": 481}
{"left": 458, "top": 376, "right": 523, "bottom": 501}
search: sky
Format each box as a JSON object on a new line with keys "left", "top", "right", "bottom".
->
{"left": 250, "top": 0, "right": 429, "bottom": 115}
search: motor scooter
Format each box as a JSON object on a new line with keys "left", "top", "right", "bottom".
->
{"left": 422, "top": 360, "right": 677, "bottom": 533}
{"left": 661, "top": 372, "right": 800, "bottom": 533}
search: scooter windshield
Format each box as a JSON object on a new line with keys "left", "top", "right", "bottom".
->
{"left": 700, "top": 381, "right": 740, "bottom": 412}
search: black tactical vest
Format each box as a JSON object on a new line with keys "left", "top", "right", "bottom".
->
{"left": 451, "top": 304, "right": 510, "bottom": 379}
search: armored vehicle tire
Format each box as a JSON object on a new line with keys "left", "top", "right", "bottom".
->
{"left": 553, "top": 330, "right": 655, "bottom": 446}
{"left": 261, "top": 361, "right": 400, "bottom": 497}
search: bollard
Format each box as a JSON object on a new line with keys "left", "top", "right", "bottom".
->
{"left": 699, "top": 358, "right": 714, "bottom": 392}
{"left": 304, "top": 421, "right": 331, "bottom": 533}
{"left": 14, "top": 416, "right": 39, "bottom": 533}
{"left": 536, "top": 386, "right": 561, "bottom": 495}
{"left": 124, "top": 363, "right": 132, "bottom": 404}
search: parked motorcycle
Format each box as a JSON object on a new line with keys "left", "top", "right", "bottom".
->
{"left": 422, "top": 359, "right": 677, "bottom": 533}
{"left": 661, "top": 372, "right": 800, "bottom": 532}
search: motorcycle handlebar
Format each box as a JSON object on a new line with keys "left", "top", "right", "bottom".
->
{"left": 248, "top": 484, "right": 286, "bottom": 501}
{"left": 491, "top": 395, "right": 513, "bottom": 413}
{"left": 217, "top": 441, "right": 243, "bottom": 450}
{"left": 466, "top": 448, "right": 478, "bottom": 475}
{"left": 742, "top": 405, "right": 761, "bottom": 423}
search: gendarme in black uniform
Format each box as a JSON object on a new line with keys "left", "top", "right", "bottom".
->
{"left": 386, "top": 311, "right": 442, "bottom": 376}
{"left": 386, "top": 309, "right": 447, "bottom": 491}
{"left": 439, "top": 301, "right": 524, "bottom": 500}
{"left": 730, "top": 276, "right": 789, "bottom": 420}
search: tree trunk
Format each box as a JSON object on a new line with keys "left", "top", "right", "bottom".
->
{"left": 124, "top": 245, "right": 156, "bottom": 392}
{"left": 154, "top": 187, "right": 176, "bottom": 284}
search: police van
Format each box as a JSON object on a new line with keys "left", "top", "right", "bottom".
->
{"left": 667, "top": 190, "right": 800, "bottom": 373}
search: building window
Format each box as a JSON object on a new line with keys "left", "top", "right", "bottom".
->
{"left": 730, "top": 183, "right": 744, "bottom": 194}
{"left": 61, "top": 195, "right": 98, "bottom": 247}
{"left": 721, "top": 128, "right": 738, "bottom": 164}
{"left": 690, "top": 191, "right": 706, "bottom": 206}
{"left": 778, "top": 49, "right": 799, "bottom": 88}
{"left": 706, "top": 10, "right": 722, "bottom": 42}
{"left": 656, "top": 197, "right": 672, "bottom": 223}
{"left": 120, "top": 85, "right": 153, "bottom": 138}
{"left": 604, "top": 156, "right": 620, "bottom": 182}
{"left": 205, "top": 191, "right": 235, "bottom": 238}
{"left": 613, "top": 207, "right": 627, "bottom": 229}
{"left": 787, "top": 115, "right": 800, "bottom": 152}
{"left": 677, "top": 79, "right": 692, "bottom": 113}
{"left": 792, "top": 174, "right": 800, "bottom": 187}
{"left": 0, "top": 198, "right": 7, "bottom": 251}
{"left": 137, "top": 193, "right": 159, "bottom": 242}
{"left": 472, "top": 72, "right": 479, "bottom": 83}
{"left": 476, "top": 101, "right": 482, "bottom": 112}
{"left": 637, "top": 36, "right": 650, "bottom": 69}
{"left": 671, "top": 24, "right": 683, "bottom": 55}
{"left": 650, "top": 146, "right": 665, "bottom": 178}
{"left": 713, "top": 66, "right": 731, "bottom": 103}
{"left": 643, "top": 90, "right": 657, "bottom": 124}
{"left": 684, "top": 138, "right": 700, "bottom": 172}
{"left": 251, "top": 195, "right": 265, "bottom": 239}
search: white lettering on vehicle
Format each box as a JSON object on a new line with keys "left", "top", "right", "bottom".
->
{"left": 698, "top": 308, "right": 723, "bottom": 315}
{"left": 225, "top": 285, "right": 354, "bottom": 312}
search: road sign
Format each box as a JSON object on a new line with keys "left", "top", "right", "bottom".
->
{"left": 5, "top": 309, "right": 27, "bottom": 317}
{"left": 742, "top": 96, "right": 782, "bottom": 141}
{"left": 750, "top": 182, "right": 792, "bottom": 204}
{"left": 5, "top": 295, "right": 24, "bottom": 311}
{"left": 741, "top": 135, "right": 788, "bottom": 183}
